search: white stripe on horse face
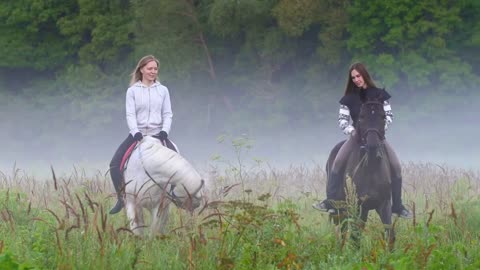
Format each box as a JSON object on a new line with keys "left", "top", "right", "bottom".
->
{"left": 383, "top": 104, "right": 391, "bottom": 111}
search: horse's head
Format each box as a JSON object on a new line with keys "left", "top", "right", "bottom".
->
{"left": 357, "top": 99, "right": 386, "bottom": 154}
{"left": 170, "top": 179, "right": 205, "bottom": 212}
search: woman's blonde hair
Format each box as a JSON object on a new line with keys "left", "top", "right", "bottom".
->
{"left": 130, "top": 55, "right": 160, "bottom": 86}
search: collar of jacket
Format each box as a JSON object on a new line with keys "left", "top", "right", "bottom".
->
{"left": 133, "top": 81, "right": 161, "bottom": 88}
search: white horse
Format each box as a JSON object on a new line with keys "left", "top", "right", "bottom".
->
{"left": 123, "top": 136, "right": 205, "bottom": 236}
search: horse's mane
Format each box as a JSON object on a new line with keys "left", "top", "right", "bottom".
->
{"left": 139, "top": 137, "right": 196, "bottom": 183}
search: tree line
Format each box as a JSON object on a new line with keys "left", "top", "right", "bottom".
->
{"left": 0, "top": 0, "right": 479, "bottom": 141}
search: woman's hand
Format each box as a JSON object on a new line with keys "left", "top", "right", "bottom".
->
{"left": 133, "top": 132, "right": 143, "bottom": 141}
{"left": 157, "top": 131, "right": 168, "bottom": 141}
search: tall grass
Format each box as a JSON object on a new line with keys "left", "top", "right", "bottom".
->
{"left": 0, "top": 160, "right": 479, "bottom": 269}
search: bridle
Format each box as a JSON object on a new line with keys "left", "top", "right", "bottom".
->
{"left": 357, "top": 101, "right": 385, "bottom": 145}
{"left": 359, "top": 128, "right": 385, "bottom": 147}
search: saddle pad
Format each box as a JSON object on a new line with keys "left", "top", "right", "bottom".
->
{"left": 120, "top": 141, "right": 138, "bottom": 172}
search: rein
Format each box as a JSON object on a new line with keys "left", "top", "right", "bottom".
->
{"left": 358, "top": 100, "right": 386, "bottom": 143}
{"left": 351, "top": 151, "right": 368, "bottom": 180}
{"left": 351, "top": 143, "right": 386, "bottom": 180}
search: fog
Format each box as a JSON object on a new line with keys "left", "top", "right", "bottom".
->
{"left": 0, "top": 84, "right": 478, "bottom": 180}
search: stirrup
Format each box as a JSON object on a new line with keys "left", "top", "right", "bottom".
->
{"left": 312, "top": 201, "right": 330, "bottom": 212}
{"left": 393, "top": 207, "right": 413, "bottom": 219}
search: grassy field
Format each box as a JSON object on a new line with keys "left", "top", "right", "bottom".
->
{"left": 0, "top": 161, "right": 479, "bottom": 269}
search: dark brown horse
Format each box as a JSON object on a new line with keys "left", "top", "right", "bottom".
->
{"left": 326, "top": 98, "right": 395, "bottom": 247}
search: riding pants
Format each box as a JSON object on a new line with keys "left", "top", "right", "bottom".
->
{"left": 109, "top": 134, "right": 136, "bottom": 194}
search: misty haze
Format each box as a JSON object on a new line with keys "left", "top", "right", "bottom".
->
{"left": 0, "top": 89, "right": 478, "bottom": 178}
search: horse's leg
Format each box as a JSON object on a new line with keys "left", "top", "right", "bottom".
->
{"left": 126, "top": 195, "right": 145, "bottom": 236}
{"left": 376, "top": 200, "right": 395, "bottom": 250}
{"left": 351, "top": 206, "right": 368, "bottom": 247}
{"left": 151, "top": 199, "right": 171, "bottom": 236}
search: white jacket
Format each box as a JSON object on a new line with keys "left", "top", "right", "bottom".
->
{"left": 126, "top": 81, "right": 173, "bottom": 136}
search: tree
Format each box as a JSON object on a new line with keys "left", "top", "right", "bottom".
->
{"left": 0, "top": 0, "right": 77, "bottom": 70}
{"left": 131, "top": 0, "right": 212, "bottom": 82}
{"left": 347, "top": 0, "right": 480, "bottom": 93}
{"left": 57, "top": 0, "right": 134, "bottom": 67}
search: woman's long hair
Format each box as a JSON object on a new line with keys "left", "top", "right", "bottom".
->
{"left": 344, "top": 62, "right": 377, "bottom": 95}
{"left": 130, "top": 55, "right": 160, "bottom": 86}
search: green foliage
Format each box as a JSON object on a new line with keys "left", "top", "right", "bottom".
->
{"left": 0, "top": 190, "right": 37, "bottom": 227}
{"left": 272, "top": 0, "right": 322, "bottom": 37}
{"left": 208, "top": 0, "right": 276, "bottom": 38}
{"left": 0, "top": 0, "right": 76, "bottom": 70}
{"left": 0, "top": 251, "right": 36, "bottom": 270}
{"left": 347, "top": 0, "right": 479, "bottom": 91}
{"left": 314, "top": 0, "right": 350, "bottom": 67}
{"left": 0, "top": 162, "right": 479, "bottom": 269}
{"left": 0, "top": 189, "right": 50, "bottom": 268}
{"left": 131, "top": 0, "right": 207, "bottom": 82}
{"left": 200, "top": 198, "right": 310, "bottom": 269}
{"left": 57, "top": 0, "right": 134, "bottom": 65}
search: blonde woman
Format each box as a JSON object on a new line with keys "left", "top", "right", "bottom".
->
{"left": 109, "top": 55, "right": 174, "bottom": 214}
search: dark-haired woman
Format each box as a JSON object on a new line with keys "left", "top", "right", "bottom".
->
{"left": 313, "top": 62, "right": 411, "bottom": 218}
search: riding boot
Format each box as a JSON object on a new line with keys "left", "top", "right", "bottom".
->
{"left": 327, "top": 171, "right": 344, "bottom": 201}
{"left": 391, "top": 176, "right": 412, "bottom": 218}
{"left": 109, "top": 166, "right": 124, "bottom": 214}
{"left": 313, "top": 172, "right": 343, "bottom": 211}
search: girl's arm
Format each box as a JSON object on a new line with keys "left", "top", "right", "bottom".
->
{"left": 338, "top": 104, "right": 354, "bottom": 135}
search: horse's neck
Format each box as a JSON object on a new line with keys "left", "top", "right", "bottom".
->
{"left": 346, "top": 145, "right": 363, "bottom": 173}
{"left": 349, "top": 146, "right": 390, "bottom": 181}
{"left": 347, "top": 145, "right": 386, "bottom": 175}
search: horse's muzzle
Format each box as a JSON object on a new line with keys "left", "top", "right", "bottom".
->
{"left": 365, "top": 132, "right": 382, "bottom": 149}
